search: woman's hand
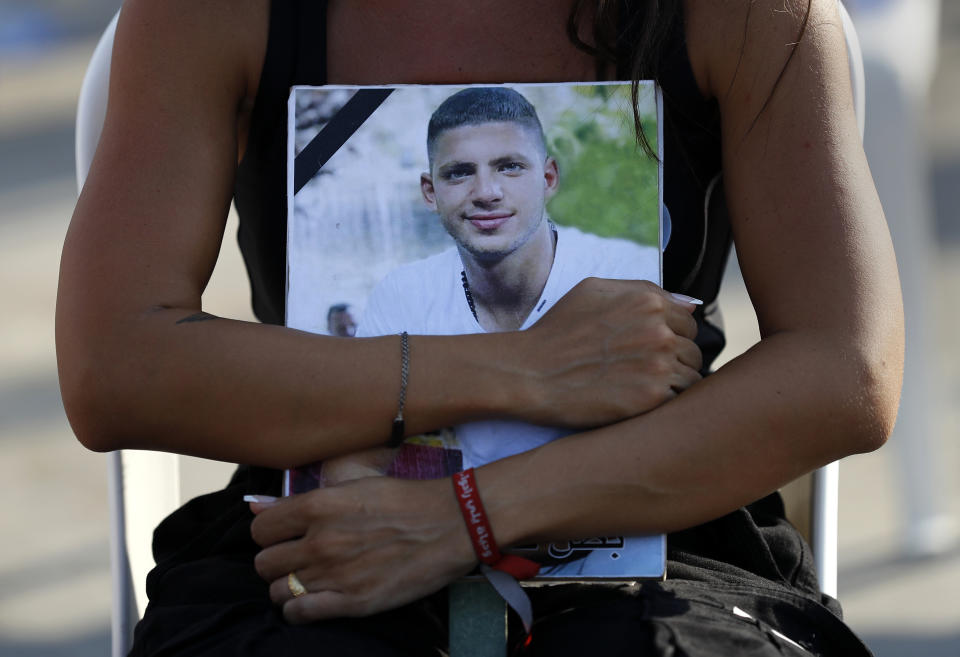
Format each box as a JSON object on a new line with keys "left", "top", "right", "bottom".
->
{"left": 515, "top": 278, "right": 702, "bottom": 428}
{"left": 250, "top": 477, "right": 475, "bottom": 622}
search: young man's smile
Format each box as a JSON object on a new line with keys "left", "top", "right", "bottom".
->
{"left": 465, "top": 211, "right": 513, "bottom": 232}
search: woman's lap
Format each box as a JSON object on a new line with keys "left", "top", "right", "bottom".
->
{"left": 132, "top": 579, "right": 866, "bottom": 657}
{"left": 131, "top": 597, "right": 446, "bottom": 656}
{"left": 523, "top": 581, "right": 868, "bottom": 656}
{"left": 128, "top": 468, "right": 871, "bottom": 656}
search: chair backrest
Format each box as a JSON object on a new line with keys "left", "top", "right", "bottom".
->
{"left": 76, "top": 4, "right": 864, "bottom": 655}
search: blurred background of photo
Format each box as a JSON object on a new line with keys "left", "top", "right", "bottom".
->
{"left": 0, "top": 1, "right": 956, "bottom": 655}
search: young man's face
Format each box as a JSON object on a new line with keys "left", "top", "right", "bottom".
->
{"left": 421, "top": 121, "right": 558, "bottom": 262}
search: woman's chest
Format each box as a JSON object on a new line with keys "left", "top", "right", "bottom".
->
{"left": 325, "top": 0, "right": 600, "bottom": 85}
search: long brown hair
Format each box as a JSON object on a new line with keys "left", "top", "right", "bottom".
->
{"left": 567, "top": 0, "right": 813, "bottom": 157}
{"left": 566, "top": 0, "right": 680, "bottom": 158}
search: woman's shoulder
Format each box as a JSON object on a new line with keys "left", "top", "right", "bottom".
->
{"left": 114, "top": 0, "right": 268, "bottom": 119}
{"left": 117, "top": 0, "right": 268, "bottom": 52}
{"left": 682, "top": 0, "right": 839, "bottom": 102}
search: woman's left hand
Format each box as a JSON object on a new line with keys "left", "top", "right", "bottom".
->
{"left": 249, "top": 476, "right": 476, "bottom": 623}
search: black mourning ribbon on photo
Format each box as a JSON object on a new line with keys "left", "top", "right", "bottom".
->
{"left": 293, "top": 88, "right": 395, "bottom": 194}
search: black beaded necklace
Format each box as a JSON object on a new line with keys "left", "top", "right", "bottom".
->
{"left": 460, "top": 270, "right": 478, "bottom": 320}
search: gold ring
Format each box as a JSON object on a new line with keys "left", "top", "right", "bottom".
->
{"left": 287, "top": 572, "right": 307, "bottom": 598}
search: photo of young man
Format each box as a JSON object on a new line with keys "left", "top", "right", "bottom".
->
{"left": 287, "top": 85, "right": 667, "bottom": 577}
{"left": 356, "top": 87, "right": 660, "bottom": 470}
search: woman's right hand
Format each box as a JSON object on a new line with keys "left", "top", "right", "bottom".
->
{"left": 514, "top": 278, "right": 702, "bottom": 428}
{"left": 250, "top": 476, "right": 476, "bottom": 623}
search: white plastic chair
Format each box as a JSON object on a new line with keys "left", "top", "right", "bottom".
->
{"left": 76, "top": 4, "right": 865, "bottom": 655}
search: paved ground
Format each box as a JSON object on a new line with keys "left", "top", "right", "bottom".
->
{"left": 0, "top": 4, "right": 957, "bottom": 656}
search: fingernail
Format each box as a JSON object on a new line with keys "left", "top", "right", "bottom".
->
{"left": 244, "top": 494, "right": 278, "bottom": 504}
{"left": 670, "top": 293, "right": 703, "bottom": 305}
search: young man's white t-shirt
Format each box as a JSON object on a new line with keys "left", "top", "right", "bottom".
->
{"left": 357, "top": 224, "right": 659, "bottom": 469}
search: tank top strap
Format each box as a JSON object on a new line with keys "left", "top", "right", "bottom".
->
{"left": 235, "top": 0, "right": 330, "bottom": 326}
{"left": 292, "top": 0, "right": 329, "bottom": 84}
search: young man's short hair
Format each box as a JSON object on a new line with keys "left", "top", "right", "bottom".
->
{"left": 426, "top": 87, "right": 547, "bottom": 167}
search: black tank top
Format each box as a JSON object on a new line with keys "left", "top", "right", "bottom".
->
{"left": 145, "top": 35, "right": 859, "bottom": 631}
{"left": 233, "top": 0, "right": 731, "bottom": 369}
{"left": 227, "top": 0, "right": 828, "bottom": 612}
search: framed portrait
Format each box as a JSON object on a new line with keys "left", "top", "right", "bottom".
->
{"left": 285, "top": 82, "right": 665, "bottom": 579}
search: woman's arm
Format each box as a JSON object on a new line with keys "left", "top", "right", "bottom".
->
{"left": 251, "top": 0, "right": 903, "bottom": 621}
{"left": 482, "top": 0, "right": 905, "bottom": 542}
{"left": 56, "top": 0, "right": 701, "bottom": 467}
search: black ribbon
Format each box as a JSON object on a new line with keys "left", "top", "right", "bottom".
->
{"left": 293, "top": 88, "right": 395, "bottom": 194}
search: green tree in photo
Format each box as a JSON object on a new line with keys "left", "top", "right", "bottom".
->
{"left": 545, "top": 88, "right": 659, "bottom": 247}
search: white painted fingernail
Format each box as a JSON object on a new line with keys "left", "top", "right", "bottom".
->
{"left": 670, "top": 293, "right": 703, "bottom": 305}
{"left": 244, "top": 495, "right": 278, "bottom": 504}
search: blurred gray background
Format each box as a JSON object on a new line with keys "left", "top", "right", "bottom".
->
{"left": 0, "top": 1, "right": 957, "bottom": 655}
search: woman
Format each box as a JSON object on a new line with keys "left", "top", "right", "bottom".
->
{"left": 57, "top": 0, "right": 903, "bottom": 654}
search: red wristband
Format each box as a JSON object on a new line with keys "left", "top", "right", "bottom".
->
{"left": 452, "top": 468, "right": 540, "bottom": 580}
